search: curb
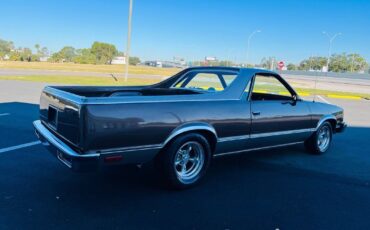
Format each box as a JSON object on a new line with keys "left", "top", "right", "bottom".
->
{"left": 295, "top": 91, "right": 362, "bottom": 100}
{"left": 327, "top": 94, "right": 362, "bottom": 100}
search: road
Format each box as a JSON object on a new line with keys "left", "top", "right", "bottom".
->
{"left": 282, "top": 74, "right": 370, "bottom": 95}
{"left": 1, "top": 80, "right": 370, "bottom": 229}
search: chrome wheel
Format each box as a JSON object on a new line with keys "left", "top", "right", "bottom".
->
{"left": 174, "top": 141, "right": 205, "bottom": 184}
{"left": 317, "top": 125, "right": 331, "bottom": 152}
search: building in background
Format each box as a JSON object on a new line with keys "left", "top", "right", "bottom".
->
{"left": 173, "top": 57, "right": 186, "bottom": 66}
{"left": 143, "top": 61, "right": 162, "bottom": 67}
{"left": 204, "top": 56, "right": 218, "bottom": 66}
{"left": 39, "top": 56, "right": 50, "bottom": 62}
{"left": 111, "top": 56, "right": 126, "bottom": 65}
{"left": 143, "top": 59, "right": 186, "bottom": 68}
{"left": 2, "top": 54, "right": 10, "bottom": 61}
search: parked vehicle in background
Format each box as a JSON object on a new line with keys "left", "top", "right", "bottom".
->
{"left": 34, "top": 67, "right": 346, "bottom": 189}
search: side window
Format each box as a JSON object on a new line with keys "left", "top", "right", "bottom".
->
{"left": 241, "top": 80, "right": 252, "bottom": 99}
{"left": 223, "top": 74, "right": 238, "bottom": 86}
{"left": 251, "top": 75, "right": 293, "bottom": 101}
{"left": 173, "top": 71, "right": 237, "bottom": 92}
{"left": 186, "top": 73, "right": 223, "bottom": 91}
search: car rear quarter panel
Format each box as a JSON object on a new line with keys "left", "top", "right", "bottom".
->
{"left": 82, "top": 99, "right": 251, "bottom": 152}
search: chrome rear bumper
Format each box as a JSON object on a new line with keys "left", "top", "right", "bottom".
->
{"left": 33, "top": 120, "right": 99, "bottom": 172}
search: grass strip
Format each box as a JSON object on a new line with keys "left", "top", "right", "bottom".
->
{"left": 1, "top": 75, "right": 369, "bottom": 99}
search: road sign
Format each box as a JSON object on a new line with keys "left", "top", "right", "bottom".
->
{"left": 278, "top": 61, "right": 285, "bottom": 69}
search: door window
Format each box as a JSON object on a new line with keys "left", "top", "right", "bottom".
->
{"left": 251, "top": 75, "right": 293, "bottom": 101}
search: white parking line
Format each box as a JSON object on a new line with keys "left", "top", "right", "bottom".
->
{"left": 317, "top": 95, "right": 331, "bottom": 104}
{"left": 0, "top": 141, "right": 41, "bottom": 154}
{"left": 0, "top": 113, "right": 10, "bottom": 117}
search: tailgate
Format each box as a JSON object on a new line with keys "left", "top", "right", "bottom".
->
{"left": 39, "top": 87, "right": 83, "bottom": 148}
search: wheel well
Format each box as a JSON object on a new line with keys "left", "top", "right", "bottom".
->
{"left": 162, "top": 130, "right": 217, "bottom": 154}
{"left": 196, "top": 130, "right": 217, "bottom": 153}
{"left": 323, "top": 119, "right": 337, "bottom": 132}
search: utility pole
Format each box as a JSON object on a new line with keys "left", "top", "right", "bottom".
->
{"left": 322, "top": 31, "right": 341, "bottom": 72}
{"left": 270, "top": 57, "right": 275, "bottom": 70}
{"left": 246, "top": 30, "right": 261, "bottom": 67}
{"left": 308, "top": 54, "right": 314, "bottom": 71}
{"left": 351, "top": 54, "right": 355, "bottom": 72}
{"left": 226, "top": 48, "right": 234, "bottom": 67}
{"left": 124, "top": 0, "right": 133, "bottom": 82}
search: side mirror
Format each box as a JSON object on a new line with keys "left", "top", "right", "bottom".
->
{"left": 289, "top": 94, "right": 299, "bottom": 105}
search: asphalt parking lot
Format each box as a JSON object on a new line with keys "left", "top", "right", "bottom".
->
{"left": 1, "top": 80, "right": 370, "bottom": 229}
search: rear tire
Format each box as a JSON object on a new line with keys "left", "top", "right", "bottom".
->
{"left": 305, "top": 121, "right": 333, "bottom": 154}
{"left": 157, "top": 133, "right": 212, "bottom": 189}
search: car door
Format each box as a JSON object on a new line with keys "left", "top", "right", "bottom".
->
{"left": 249, "top": 73, "right": 312, "bottom": 148}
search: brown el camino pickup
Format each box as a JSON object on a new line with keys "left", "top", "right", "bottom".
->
{"left": 34, "top": 67, "right": 346, "bottom": 188}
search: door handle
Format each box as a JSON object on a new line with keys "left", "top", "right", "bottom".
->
{"left": 252, "top": 111, "right": 261, "bottom": 116}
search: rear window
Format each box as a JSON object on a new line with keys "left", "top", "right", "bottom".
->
{"left": 172, "top": 71, "right": 238, "bottom": 92}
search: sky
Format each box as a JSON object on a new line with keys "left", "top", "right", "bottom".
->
{"left": 1, "top": 0, "right": 369, "bottom": 64}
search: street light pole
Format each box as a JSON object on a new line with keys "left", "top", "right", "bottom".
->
{"left": 246, "top": 30, "right": 261, "bottom": 67}
{"left": 226, "top": 48, "right": 234, "bottom": 67}
{"left": 322, "top": 31, "right": 341, "bottom": 72}
{"left": 124, "top": 0, "right": 133, "bottom": 82}
{"left": 351, "top": 54, "right": 355, "bottom": 72}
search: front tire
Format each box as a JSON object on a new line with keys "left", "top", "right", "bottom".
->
{"left": 305, "top": 121, "right": 333, "bottom": 154}
{"left": 159, "top": 133, "right": 212, "bottom": 189}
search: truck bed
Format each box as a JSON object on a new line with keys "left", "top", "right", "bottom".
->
{"left": 52, "top": 85, "right": 202, "bottom": 97}
{"left": 38, "top": 85, "right": 204, "bottom": 152}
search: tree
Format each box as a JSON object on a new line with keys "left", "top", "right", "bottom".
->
{"left": 20, "top": 48, "right": 33, "bottom": 61}
{"left": 287, "top": 63, "right": 297, "bottom": 70}
{"left": 51, "top": 46, "right": 76, "bottom": 62}
{"left": 329, "top": 53, "right": 349, "bottom": 72}
{"left": 91, "top": 42, "right": 118, "bottom": 64}
{"left": 346, "top": 54, "right": 368, "bottom": 72}
{"left": 129, "top": 56, "right": 141, "bottom": 65}
{"left": 298, "top": 54, "right": 367, "bottom": 72}
{"left": 0, "top": 38, "right": 14, "bottom": 58}
{"left": 40, "top": 47, "right": 49, "bottom": 56}
{"left": 35, "top": 44, "right": 40, "bottom": 54}
{"left": 218, "top": 60, "right": 229, "bottom": 67}
{"left": 328, "top": 53, "right": 367, "bottom": 72}
{"left": 9, "top": 51, "right": 21, "bottom": 61}
{"left": 260, "top": 57, "right": 276, "bottom": 69}
{"left": 73, "top": 48, "right": 96, "bottom": 64}
{"left": 299, "top": 56, "right": 326, "bottom": 71}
